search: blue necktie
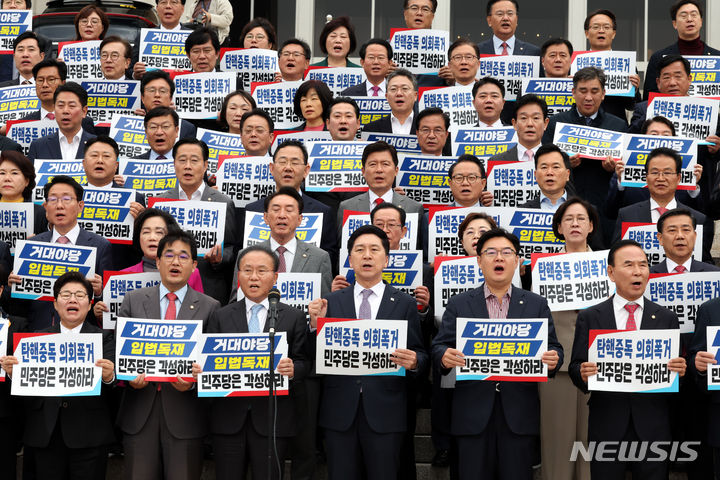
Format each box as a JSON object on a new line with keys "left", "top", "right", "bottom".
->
{"left": 248, "top": 304, "right": 263, "bottom": 333}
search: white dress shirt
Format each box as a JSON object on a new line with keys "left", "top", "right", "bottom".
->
{"left": 666, "top": 257, "right": 693, "bottom": 273}
{"left": 245, "top": 297, "right": 270, "bottom": 332}
{"left": 368, "top": 189, "right": 393, "bottom": 211}
{"left": 59, "top": 323, "right": 83, "bottom": 334}
{"left": 40, "top": 106, "right": 56, "bottom": 121}
{"left": 391, "top": 111, "right": 414, "bottom": 135}
{"left": 18, "top": 75, "right": 34, "bottom": 85}
{"left": 649, "top": 197, "right": 677, "bottom": 223}
{"left": 161, "top": 23, "right": 183, "bottom": 31}
{"left": 517, "top": 143, "right": 540, "bottom": 162}
{"left": 51, "top": 224, "right": 81, "bottom": 244}
{"left": 179, "top": 182, "right": 206, "bottom": 201}
{"left": 59, "top": 129, "right": 83, "bottom": 162}
{"left": 270, "top": 236, "right": 297, "bottom": 271}
{"left": 612, "top": 294, "right": 644, "bottom": 330}
{"left": 366, "top": 79, "right": 386, "bottom": 96}
{"left": 477, "top": 118, "right": 504, "bottom": 129}
{"left": 493, "top": 35, "right": 516, "bottom": 55}
{"left": 353, "top": 280, "right": 385, "bottom": 320}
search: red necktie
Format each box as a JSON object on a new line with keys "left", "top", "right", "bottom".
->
{"left": 501, "top": 42, "right": 509, "bottom": 55}
{"left": 656, "top": 207, "right": 669, "bottom": 216}
{"left": 56, "top": 235, "right": 70, "bottom": 244}
{"left": 276, "top": 246, "right": 287, "bottom": 273}
{"left": 625, "top": 303, "right": 639, "bottom": 330}
{"left": 165, "top": 292, "right": 177, "bottom": 320}
{"left": 673, "top": 265, "right": 687, "bottom": 273}
{"left": 374, "top": 197, "right": 384, "bottom": 208}
{"left": 47, "top": 112, "right": 55, "bottom": 120}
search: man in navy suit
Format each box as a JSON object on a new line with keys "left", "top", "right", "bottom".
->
{"left": 477, "top": 0, "right": 541, "bottom": 56}
{"left": 28, "top": 82, "right": 96, "bottom": 161}
{"left": 341, "top": 39, "right": 394, "bottom": 97}
{"left": 0, "top": 31, "right": 44, "bottom": 87}
{"left": 135, "top": 70, "right": 196, "bottom": 140}
{"left": 651, "top": 208, "right": 719, "bottom": 274}
{"left": 308, "top": 225, "right": 428, "bottom": 480}
{"left": 569, "top": 239, "right": 686, "bottom": 479}
{"left": 363, "top": 69, "right": 418, "bottom": 135}
{"left": 131, "top": 0, "right": 190, "bottom": 79}
{"left": 133, "top": 107, "right": 181, "bottom": 160}
{"left": 432, "top": 228, "right": 562, "bottom": 479}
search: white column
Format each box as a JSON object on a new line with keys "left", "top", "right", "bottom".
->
{"left": 434, "top": 0, "right": 451, "bottom": 34}
{"left": 708, "top": 0, "right": 720, "bottom": 49}
{"left": 567, "top": 0, "right": 588, "bottom": 52}
{"left": 296, "top": 0, "right": 316, "bottom": 59}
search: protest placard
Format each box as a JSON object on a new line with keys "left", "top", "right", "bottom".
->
{"left": 32, "top": 159, "right": 85, "bottom": 204}
{"left": 352, "top": 96, "right": 392, "bottom": 130}
{"left": 418, "top": 85, "right": 478, "bottom": 127}
{"left": 486, "top": 160, "right": 539, "bottom": 207}
{"left": 58, "top": 40, "right": 103, "bottom": 80}
{"left": 102, "top": 271, "right": 161, "bottom": 330}
{"left": 7, "top": 118, "right": 58, "bottom": 156}
{"left": 315, "top": 318, "right": 408, "bottom": 375}
{"left": 428, "top": 206, "right": 486, "bottom": 261}
{"left": 304, "top": 66, "right": 366, "bottom": 96}
{"left": 450, "top": 126, "right": 517, "bottom": 157}
{"left": 252, "top": 80, "right": 303, "bottom": 130}
{"left": 78, "top": 187, "right": 135, "bottom": 244}
{"left": 340, "top": 211, "right": 417, "bottom": 252}
{"left": 214, "top": 156, "right": 274, "bottom": 208}
{"left": 360, "top": 132, "right": 422, "bottom": 154}
{"left": 588, "top": 329, "right": 679, "bottom": 393}
{"left": 12, "top": 241, "right": 96, "bottom": 301}
{"left": 242, "top": 211, "right": 323, "bottom": 249}
{"left": 196, "top": 129, "right": 246, "bottom": 174}
{"left": 646, "top": 272, "right": 720, "bottom": 334}
{"left": 115, "top": 317, "right": 202, "bottom": 382}
{"left": 80, "top": 80, "right": 141, "bottom": 127}
{"left": 220, "top": 48, "right": 278, "bottom": 91}
{"left": 621, "top": 222, "right": 703, "bottom": 267}
{"left": 389, "top": 28, "right": 448, "bottom": 75}
{"left": 0, "top": 202, "right": 33, "bottom": 254}
{"left": 478, "top": 55, "right": 540, "bottom": 100}
{"left": 520, "top": 78, "right": 575, "bottom": 116}
{"left": 109, "top": 114, "right": 150, "bottom": 158}
{"left": 0, "top": 319, "right": 7, "bottom": 380}
{"left": 235, "top": 272, "right": 321, "bottom": 311}
{"left": 148, "top": 199, "right": 226, "bottom": 257}
{"left": 396, "top": 154, "right": 453, "bottom": 205}
{"left": 198, "top": 332, "right": 289, "bottom": 397}
{"left": 12, "top": 333, "right": 103, "bottom": 396}
{"left": 0, "top": 9, "right": 31, "bottom": 54}
{"left": 271, "top": 130, "right": 332, "bottom": 153}
{"left": 305, "top": 141, "right": 370, "bottom": 192}
{"left": 571, "top": 50, "right": 636, "bottom": 96}
{"left": 138, "top": 28, "right": 191, "bottom": 70}
{"left": 686, "top": 55, "right": 720, "bottom": 97}
{"left": 455, "top": 317, "right": 548, "bottom": 381}
{"left": 707, "top": 326, "right": 720, "bottom": 390}
{"left": 118, "top": 158, "right": 176, "bottom": 198}
{"left": 340, "top": 250, "right": 422, "bottom": 296}
{"left": 552, "top": 122, "right": 624, "bottom": 160}
{"left": 620, "top": 134, "right": 696, "bottom": 190}
{"left": 647, "top": 93, "right": 719, "bottom": 141}
{"left": 0, "top": 84, "right": 39, "bottom": 124}
{"left": 174, "top": 71, "right": 234, "bottom": 120}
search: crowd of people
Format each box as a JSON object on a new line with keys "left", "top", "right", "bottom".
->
{"left": 0, "top": 0, "right": 718, "bottom": 479}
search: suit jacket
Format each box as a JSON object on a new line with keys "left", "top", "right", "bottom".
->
{"left": 116, "top": 285, "right": 220, "bottom": 438}
{"left": 362, "top": 114, "right": 417, "bottom": 135}
{"left": 229, "top": 238, "right": 332, "bottom": 302}
{"left": 488, "top": 145, "right": 521, "bottom": 163}
{"left": 431, "top": 285, "right": 563, "bottom": 436}
{"left": 318, "top": 284, "right": 428, "bottom": 433}
{"left": 0, "top": 135, "right": 22, "bottom": 154}
{"left": 643, "top": 41, "right": 720, "bottom": 100}
{"left": 340, "top": 81, "right": 373, "bottom": 97}
{"left": 28, "top": 130, "right": 96, "bottom": 161}
{"left": 20, "top": 110, "right": 97, "bottom": 135}
{"left": 477, "top": 38, "right": 541, "bottom": 56}
{"left": 336, "top": 190, "right": 425, "bottom": 241}
{"left": 0, "top": 77, "right": 21, "bottom": 87}
{"left": 160, "top": 185, "right": 238, "bottom": 304}
{"left": 23, "top": 322, "right": 116, "bottom": 449}
{"left": 649, "top": 258, "right": 720, "bottom": 273}
{"left": 688, "top": 297, "right": 720, "bottom": 446}
{"left": 205, "top": 299, "right": 308, "bottom": 436}
{"left": 569, "top": 296, "right": 679, "bottom": 441}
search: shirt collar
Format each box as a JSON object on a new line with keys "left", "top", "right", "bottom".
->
{"left": 159, "top": 282, "right": 189, "bottom": 301}
{"left": 539, "top": 190, "right": 567, "bottom": 207}
{"left": 19, "top": 75, "right": 34, "bottom": 85}
{"left": 367, "top": 79, "right": 386, "bottom": 92}
{"left": 41, "top": 106, "right": 54, "bottom": 120}
{"left": 493, "top": 35, "right": 515, "bottom": 52}
{"left": 150, "top": 149, "right": 173, "bottom": 160}
{"left": 369, "top": 189, "right": 393, "bottom": 205}
{"left": 575, "top": 107, "right": 598, "bottom": 120}
{"left": 666, "top": 256, "right": 692, "bottom": 273}
{"left": 516, "top": 143, "right": 540, "bottom": 161}
{"left": 59, "top": 129, "right": 83, "bottom": 145}
{"left": 390, "top": 110, "right": 414, "bottom": 126}
{"left": 161, "top": 23, "right": 183, "bottom": 31}
{"left": 649, "top": 197, "right": 677, "bottom": 211}
{"left": 59, "top": 322, "right": 83, "bottom": 334}
{"left": 483, "top": 283, "right": 512, "bottom": 301}
{"left": 245, "top": 297, "right": 270, "bottom": 316}
{"left": 270, "top": 235, "right": 297, "bottom": 255}
{"left": 613, "top": 293, "right": 645, "bottom": 314}
{"left": 478, "top": 118, "right": 504, "bottom": 128}
{"left": 353, "top": 280, "right": 385, "bottom": 299}
{"left": 179, "top": 182, "right": 206, "bottom": 200}
{"left": 51, "top": 224, "right": 81, "bottom": 244}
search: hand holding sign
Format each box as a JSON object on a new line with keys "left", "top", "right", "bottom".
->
{"left": 441, "top": 347, "right": 465, "bottom": 369}
{"left": 171, "top": 375, "right": 193, "bottom": 392}
{"left": 129, "top": 374, "right": 148, "bottom": 389}
{"left": 707, "top": 135, "right": 720, "bottom": 154}
{"left": 308, "top": 298, "right": 328, "bottom": 328}
{"left": 667, "top": 356, "right": 686, "bottom": 377}
{"left": 695, "top": 351, "right": 717, "bottom": 372}
{"left": 277, "top": 357, "right": 294, "bottom": 377}
{"left": 601, "top": 156, "right": 615, "bottom": 172}
{"left": 0, "top": 355, "right": 17, "bottom": 377}
{"left": 331, "top": 275, "right": 350, "bottom": 292}
{"left": 580, "top": 361, "right": 597, "bottom": 382}
{"left": 96, "top": 358, "right": 115, "bottom": 383}
{"left": 542, "top": 350, "right": 560, "bottom": 371}
{"left": 569, "top": 154, "right": 581, "bottom": 168}
{"left": 391, "top": 349, "right": 417, "bottom": 370}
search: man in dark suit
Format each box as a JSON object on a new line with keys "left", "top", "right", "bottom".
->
{"left": 131, "top": 0, "right": 190, "bottom": 79}
{"left": 0, "top": 31, "right": 44, "bottom": 87}
{"left": 477, "top": 0, "right": 541, "bottom": 56}
{"left": 2, "top": 272, "right": 116, "bottom": 480}
{"left": 518, "top": 144, "right": 570, "bottom": 211}
{"left": 643, "top": 0, "right": 720, "bottom": 100}
{"left": 133, "top": 106, "right": 181, "bottom": 160}
{"left": 473, "top": 77, "right": 507, "bottom": 129}
{"left": 449, "top": 154, "right": 493, "bottom": 207}
{"left": 308, "top": 225, "right": 428, "bottom": 479}
{"left": 416, "top": 107, "right": 452, "bottom": 156}
{"left": 28, "top": 82, "right": 96, "bottom": 161}
{"left": 244, "top": 140, "right": 338, "bottom": 272}
{"left": 117, "top": 229, "right": 221, "bottom": 480}
{"left": 277, "top": 39, "right": 311, "bottom": 82}
{"left": 159, "top": 138, "right": 238, "bottom": 305}
{"left": 437, "top": 38, "right": 480, "bottom": 88}
{"left": 135, "top": 70, "right": 196, "bottom": 140}
{"left": 432, "top": 228, "right": 562, "bottom": 478}
{"left": 569, "top": 239, "right": 686, "bottom": 479}
{"left": 99, "top": 36, "right": 133, "bottom": 81}
{"left": 489, "top": 94, "right": 548, "bottom": 163}
{"left": 240, "top": 108, "right": 274, "bottom": 157}
{"left": 363, "top": 69, "right": 418, "bottom": 135}
{"left": 651, "top": 208, "right": 719, "bottom": 274}
{"left": 7, "top": 176, "right": 112, "bottom": 331}
{"left": 203, "top": 245, "right": 308, "bottom": 480}
{"left": 341, "top": 39, "right": 394, "bottom": 97}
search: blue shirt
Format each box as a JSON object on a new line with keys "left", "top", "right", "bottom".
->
{"left": 159, "top": 284, "right": 188, "bottom": 319}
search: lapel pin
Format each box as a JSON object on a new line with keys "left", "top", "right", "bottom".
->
{"left": 519, "top": 300, "right": 524, "bottom": 305}
{"left": 190, "top": 305, "right": 195, "bottom": 310}
{"left": 303, "top": 253, "right": 307, "bottom": 258}
{"left": 651, "top": 315, "right": 655, "bottom": 319}
{"left": 390, "top": 297, "right": 395, "bottom": 302}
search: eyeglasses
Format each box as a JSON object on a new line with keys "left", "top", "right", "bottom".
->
{"left": 388, "top": 86, "right": 413, "bottom": 94}
{"left": 677, "top": 11, "right": 700, "bottom": 20}
{"left": 274, "top": 159, "right": 305, "bottom": 167}
{"left": 100, "top": 52, "right": 123, "bottom": 61}
{"left": 79, "top": 18, "right": 101, "bottom": 26}
{"left": 588, "top": 23, "right": 614, "bottom": 32}
{"left": 245, "top": 33, "right": 267, "bottom": 41}
{"left": 162, "top": 252, "right": 191, "bottom": 262}
{"left": 481, "top": 247, "right": 517, "bottom": 258}
{"left": 450, "top": 174, "right": 483, "bottom": 184}
{"left": 57, "top": 290, "right": 89, "bottom": 301}
{"left": 280, "top": 51, "right": 306, "bottom": 59}
{"left": 189, "top": 47, "right": 215, "bottom": 56}
{"left": 492, "top": 10, "right": 516, "bottom": 18}
{"left": 365, "top": 55, "right": 388, "bottom": 62}
{"left": 145, "top": 87, "right": 170, "bottom": 96}
{"left": 242, "top": 126, "right": 268, "bottom": 135}
{"left": 450, "top": 54, "right": 478, "bottom": 63}
{"left": 157, "top": 0, "right": 182, "bottom": 6}
{"left": 240, "top": 268, "right": 273, "bottom": 276}
{"left": 418, "top": 127, "right": 446, "bottom": 136}
{"left": 147, "top": 123, "right": 175, "bottom": 133}
{"left": 537, "top": 164, "right": 566, "bottom": 172}
{"left": 36, "top": 76, "right": 60, "bottom": 85}
{"left": 647, "top": 170, "right": 678, "bottom": 178}
{"left": 561, "top": 215, "right": 589, "bottom": 224}
{"left": 373, "top": 221, "right": 402, "bottom": 230}
{"left": 47, "top": 195, "right": 76, "bottom": 205}
{"left": 406, "top": 5, "right": 433, "bottom": 14}
{"left": 2, "top": 0, "right": 26, "bottom": 7}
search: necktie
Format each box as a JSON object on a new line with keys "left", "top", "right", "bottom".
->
{"left": 276, "top": 245, "right": 287, "bottom": 273}
{"left": 656, "top": 207, "right": 668, "bottom": 216}
{"left": 673, "top": 265, "right": 687, "bottom": 273}
{"left": 21, "top": 79, "right": 30, "bottom": 85}
{"left": 501, "top": 42, "right": 509, "bottom": 55}
{"left": 248, "top": 304, "right": 262, "bottom": 333}
{"left": 584, "top": 116, "right": 593, "bottom": 126}
{"left": 370, "top": 85, "right": 380, "bottom": 96}
{"left": 165, "top": 292, "right": 177, "bottom": 320}
{"left": 358, "top": 289, "right": 373, "bottom": 319}
{"left": 524, "top": 149, "right": 534, "bottom": 162}
{"left": 373, "top": 197, "right": 384, "bottom": 209}
{"left": 625, "top": 302, "right": 639, "bottom": 330}
{"left": 46, "top": 112, "right": 55, "bottom": 120}
{"left": 157, "top": 154, "right": 167, "bottom": 160}
{"left": 56, "top": 235, "right": 70, "bottom": 244}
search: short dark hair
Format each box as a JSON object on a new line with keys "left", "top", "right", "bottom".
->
{"left": 608, "top": 239, "right": 644, "bottom": 267}
{"left": 657, "top": 54, "right": 691, "bottom": 77}
{"left": 44, "top": 175, "right": 83, "bottom": 201}
{"left": 240, "top": 108, "right": 274, "bottom": 133}
{"left": 329, "top": 96, "right": 360, "bottom": 119}
{"left": 584, "top": 9, "right": 617, "bottom": 31}
{"left": 273, "top": 140, "right": 308, "bottom": 164}
{"left": 552, "top": 197, "right": 599, "bottom": 241}
{"left": 448, "top": 38, "right": 479, "bottom": 58}
{"left": 572, "top": 66, "right": 606, "bottom": 89}
{"left": 74, "top": 5, "right": 109, "bottom": 41}
{"left": 132, "top": 207, "right": 180, "bottom": 254}
{"left": 53, "top": 82, "right": 87, "bottom": 107}
{"left": 361, "top": 141, "right": 399, "bottom": 168}
{"left": 236, "top": 244, "right": 279, "bottom": 272}
{"left": 360, "top": 38, "right": 392, "bottom": 60}
{"left": 476, "top": 228, "right": 521, "bottom": 257}
{"left": 141, "top": 69, "right": 175, "bottom": 97}
{"left": 264, "top": 186, "right": 304, "bottom": 214}
{"left": 0, "top": 151, "right": 34, "bottom": 200}
{"left": 185, "top": 27, "right": 220, "bottom": 54}
{"left": 370, "top": 201, "right": 406, "bottom": 225}
{"left": 156, "top": 0, "right": 184, "bottom": 4}
{"left": 348, "top": 224, "right": 390, "bottom": 256}
{"left": 534, "top": 144, "right": 571, "bottom": 170}
{"left": 219, "top": 91, "right": 257, "bottom": 130}
{"left": 486, "top": 0, "right": 519, "bottom": 16}
{"left": 403, "top": 0, "right": 437, "bottom": 12}
{"left": 386, "top": 68, "right": 418, "bottom": 91}
{"left": 670, "top": 0, "right": 703, "bottom": 20}
{"left": 415, "top": 107, "right": 450, "bottom": 131}
{"left": 173, "top": 138, "right": 209, "bottom": 163}
{"left": 85, "top": 135, "right": 119, "bottom": 159}
{"left": 472, "top": 76, "right": 505, "bottom": 98}
{"left": 280, "top": 38, "right": 311, "bottom": 59}
{"left": 157, "top": 229, "right": 198, "bottom": 261}
{"left": 645, "top": 147, "right": 682, "bottom": 174}
{"left": 293, "top": 80, "right": 333, "bottom": 121}
{"left": 657, "top": 207, "right": 697, "bottom": 233}
{"left": 449, "top": 154, "right": 486, "bottom": 179}
{"left": 33, "top": 58, "right": 67, "bottom": 81}
{"left": 458, "top": 213, "right": 497, "bottom": 243}
{"left": 641, "top": 116, "right": 676, "bottom": 136}
{"left": 240, "top": 17, "right": 277, "bottom": 49}
{"left": 144, "top": 106, "right": 179, "bottom": 127}
{"left": 541, "top": 38, "right": 573, "bottom": 58}
{"left": 513, "top": 94, "right": 548, "bottom": 120}
{"left": 319, "top": 16, "right": 357, "bottom": 56}
{"left": 100, "top": 35, "right": 132, "bottom": 59}
{"left": 53, "top": 271, "right": 93, "bottom": 300}
{"left": 13, "top": 31, "right": 44, "bottom": 52}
